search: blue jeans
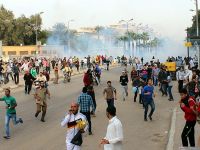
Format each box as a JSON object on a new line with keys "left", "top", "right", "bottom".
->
{"left": 167, "top": 86, "right": 174, "bottom": 99}
{"left": 143, "top": 100, "right": 155, "bottom": 119}
{"left": 5, "top": 113, "right": 21, "bottom": 136}
{"left": 153, "top": 76, "right": 158, "bottom": 86}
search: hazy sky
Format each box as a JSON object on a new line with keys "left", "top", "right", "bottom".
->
{"left": 0, "top": 0, "right": 197, "bottom": 43}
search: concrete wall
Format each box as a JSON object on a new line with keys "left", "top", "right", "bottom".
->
{"left": 2, "top": 45, "right": 37, "bottom": 57}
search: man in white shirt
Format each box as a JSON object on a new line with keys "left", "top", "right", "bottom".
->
{"left": 61, "top": 102, "right": 88, "bottom": 150}
{"left": 36, "top": 72, "right": 47, "bottom": 82}
{"left": 100, "top": 106, "right": 123, "bottom": 150}
{"left": 21, "top": 60, "right": 30, "bottom": 71}
{"left": 189, "top": 58, "right": 195, "bottom": 69}
{"left": 176, "top": 67, "right": 186, "bottom": 93}
{"left": 184, "top": 65, "right": 193, "bottom": 82}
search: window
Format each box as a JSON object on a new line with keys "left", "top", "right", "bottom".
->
{"left": 8, "top": 51, "right": 16, "bottom": 55}
{"left": 20, "top": 51, "right": 28, "bottom": 55}
{"left": 42, "top": 50, "right": 47, "bottom": 54}
{"left": 31, "top": 51, "right": 36, "bottom": 55}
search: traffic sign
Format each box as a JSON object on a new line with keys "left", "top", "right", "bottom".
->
{"left": 184, "top": 42, "right": 192, "bottom": 47}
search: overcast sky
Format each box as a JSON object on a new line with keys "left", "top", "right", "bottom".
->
{"left": 0, "top": 0, "right": 197, "bottom": 46}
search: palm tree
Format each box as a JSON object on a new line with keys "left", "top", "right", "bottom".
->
{"left": 117, "top": 35, "right": 129, "bottom": 50}
{"left": 141, "top": 32, "right": 149, "bottom": 46}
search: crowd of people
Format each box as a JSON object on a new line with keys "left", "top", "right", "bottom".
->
{"left": 1, "top": 54, "right": 200, "bottom": 149}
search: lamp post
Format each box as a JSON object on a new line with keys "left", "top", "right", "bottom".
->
{"left": 195, "top": 0, "right": 199, "bottom": 36}
{"left": 67, "top": 19, "right": 74, "bottom": 57}
{"left": 119, "top": 19, "right": 133, "bottom": 57}
{"left": 195, "top": 0, "right": 200, "bottom": 69}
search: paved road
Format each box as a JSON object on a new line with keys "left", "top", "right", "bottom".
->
{"left": 0, "top": 66, "right": 198, "bottom": 150}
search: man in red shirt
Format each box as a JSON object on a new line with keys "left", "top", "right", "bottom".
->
{"left": 83, "top": 69, "right": 92, "bottom": 87}
{"left": 179, "top": 88, "right": 197, "bottom": 147}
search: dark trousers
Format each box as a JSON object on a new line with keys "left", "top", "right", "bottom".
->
{"left": 7, "top": 72, "right": 13, "bottom": 81}
{"left": 106, "top": 64, "right": 109, "bottom": 71}
{"left": 161, "top": 83, "right": 168, "bottom": 96}
{"left": 92, "top": 100, "right": 96, "bottom": 113}
{"left": 143, "top": 100, "right": 155, "bottom": 119}
{"left": 46, "top": 66, "right": 50, "bottom": 74}
{"left": 181, "top": 121, "right": 196, "bottom": 147}
{"left": 107, "top": 98, "right": 114, "bottom": 107}
{"left": 134, "top": 88, "right": 138, "bottom": 102}
{"left": 36, "top": 66, "right": 40, "bottom": 74}
{"left": 80, "top": 111, "right": 92, "bottom": 133}
{"left": 178, "top": 80, "right": 184, "bottom": 93}
{"left": 25, "top": 83, "right": 32, "bottom": 94}
{"left": 14, "top": 73, "right": 19, "bottom": 84}
{"left": 168, "top": 86, "right": 174, "bottom": 100}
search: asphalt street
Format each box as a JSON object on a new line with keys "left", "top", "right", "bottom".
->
{"left": 0, "top": 66, "right": 198, "bottom": 150}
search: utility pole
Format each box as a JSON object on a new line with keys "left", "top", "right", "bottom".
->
{"left": 187, "top": 29, "right": 190, "bottom": 58}
{"left": 195, "top": 0, "right": 200, "bottom": 69}
{"left": 196, "top": 0, "right": 199, "bottom": 36}
{"left": 119, "top": 18, "right": 133, "bottom": 57}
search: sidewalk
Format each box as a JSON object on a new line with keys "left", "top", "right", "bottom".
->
{"left": 0, "top": 63, "right": 119, "bottom": 92}
{"left": 166, "top": 82, "right": 200, "bottom": 150}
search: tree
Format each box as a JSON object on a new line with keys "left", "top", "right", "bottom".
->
{"left": 140, "top": 32, "right": 149, "bottom": 46}
{"left": 187, "top": 10, "right": 200, "bottom": 37}
{"left": 117, "top": 35, "right": 129, "bottom": 50}
{"left": 0, "top": 5, "right": 48, "bottom": 46}
{"left": 0, "top": 5, "right": 15, "bottom": 45}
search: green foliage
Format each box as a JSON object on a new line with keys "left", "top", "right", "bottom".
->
{"left": 0, "top": 5, "right": 48, "bottom": 46}
{"left": 116, "top": 31, "right": 160, "bottom": 48}
{"left": 187, "top": 10, "right": 200, "bottom": 36}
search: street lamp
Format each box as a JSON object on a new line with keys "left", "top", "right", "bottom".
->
{"left": 67, "top": 19, "right": 74, "bottom": 57}
{"left": 119, "top": 18, "right": 134, "bottom": 57}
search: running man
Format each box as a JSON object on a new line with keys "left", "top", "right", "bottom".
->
{"left": 0, "top": 88, "right": 23, "bottom": 139}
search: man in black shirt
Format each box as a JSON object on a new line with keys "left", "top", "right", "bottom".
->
{"left": 12, "top": 63, "right": 20, "bottom": 84}
{"left": 120, "top": 71, "right": 129, "bottom": 101}
{"left": 0, "top": 63, "right": 4, "bottom": 83}
{"left": 24, "top": 71, "right": 34, "bottom": 94}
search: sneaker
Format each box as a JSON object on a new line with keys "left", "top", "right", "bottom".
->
{"left": 3, "top": 136, "right": 10, "bottom": 139}
{"left": 144, "top": 118, "right": 148, "bottom": 121}
{"left": 19, "top": 118, "right": 23, "bottom": 123}
{"left": 148, "top": 116, "right": 152, "bottom": 121}
{"left": 89, "top": 132, "right": 93, "bottom": 135}
{"left": 35, "top": 113, "right": 38, "bottom": 118}
{"left": 41, "top": 119, "right": 45, "bottom": 122}
{"left": 123, "top": 98, "right": 125, "bottom": 101}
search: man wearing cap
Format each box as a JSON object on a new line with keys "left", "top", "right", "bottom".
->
{"left": 61, "top": 102, "right": 88, "bottom": 150}
{"left": 34, "top": 81, "right": 50, "bottom": 122}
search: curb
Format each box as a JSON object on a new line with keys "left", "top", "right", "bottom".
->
{"left": 166, "top": 107, "right": 177, "bottom": 150}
